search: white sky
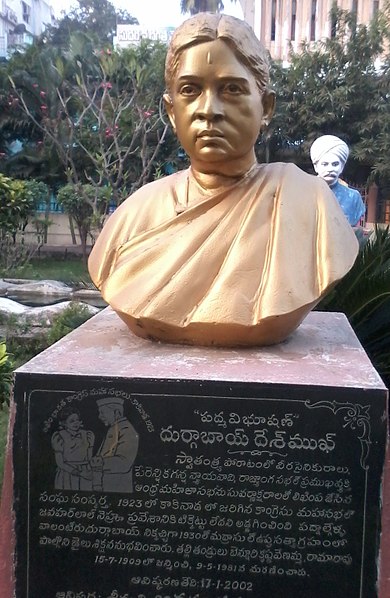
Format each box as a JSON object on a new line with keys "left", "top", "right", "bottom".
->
{"left": 51, "top": 1, "right": 243, "bottom": 28}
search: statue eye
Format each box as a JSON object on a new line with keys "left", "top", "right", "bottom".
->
{"left": 179, "top": 84, "right": 199, "bottom": 96}
{"left": 222, "top": 82, "right": 243, "bottom": 94}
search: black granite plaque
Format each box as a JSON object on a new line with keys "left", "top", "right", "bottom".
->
{"left": 12, "top": 373, "right": 387, "bottom": 598}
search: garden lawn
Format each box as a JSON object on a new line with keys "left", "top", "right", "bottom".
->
{"left": 0, "top": 256, "right": 91, "bottom": 285}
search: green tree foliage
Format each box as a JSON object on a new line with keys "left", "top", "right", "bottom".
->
{"left": 0, "top": 174, "right": 43, "bottom": 237}
{"left": 262, "top": 4, "right": 390, "bottom": 185}
{"left": 0, "top": 6, "right": 180, "bottom": 255}
{"left": 0, "top": 303, "right": 94, "bottom": 401}
{"left": 0, "top": 42, "right": 69, "bottom": 185}
{"left": 180, "top": 0, "right": 227, "bottom": 14}
{"left": 0, "top": 0, "right": 170, "bottom": 196}
{"left": 57, "top": 183, "right": 111, "bottom": 260}
{"left": 0, "top": 174, "right": 47, "bottom": 270}
{"left": 0, "top": 341, "right": 13, "bottom": 408}
{"left": 46, "top": 302, "right": 95, "bottom": 345}
{"left": 45, "top": 0, "right": 138, "bottom": 47}
{"left": 6, "top": 34, "right": 175, "bottom": 200}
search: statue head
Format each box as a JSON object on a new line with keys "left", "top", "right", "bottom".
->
{"left": 310, "top": 135, "right": 350, "bottom": 187}
{"left": 163, "top": 13, "right": 275, "bottom": 176}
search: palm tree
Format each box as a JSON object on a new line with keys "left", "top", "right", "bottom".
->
{"left": 180, "top": 0, "right": 226, "bottom": 15}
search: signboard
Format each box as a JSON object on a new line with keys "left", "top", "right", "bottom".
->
{"left": 114, "top": 25, "right": 175, "bottom": 47}
{"left": 13, "top": 374, "right": 386, "bottom": 598}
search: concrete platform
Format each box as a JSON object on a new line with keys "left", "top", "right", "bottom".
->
{"left": 1, "top": 309, "right": 388, "bottom": 597}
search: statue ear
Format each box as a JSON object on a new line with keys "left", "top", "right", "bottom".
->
{"left": 261, "top": 90, "right": 276, "bottom": 128}
{"left": 163, "top": 93, "right": 176, "bottom": 132}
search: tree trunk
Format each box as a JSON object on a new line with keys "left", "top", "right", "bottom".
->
{"left": 44, "top": 188, "right": 51, "bottom": 244}
{"left": 78, "top": 226, "right": 89, "bottom": 264}
{"left": 68, "top": 215, "right": 77, "bottom": 245}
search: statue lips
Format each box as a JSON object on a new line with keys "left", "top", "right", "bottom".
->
{"left": 197, "top": 129, "right": 224, "bottom": 138}
{"left": 196, "top": 129, "right": 225, "bottom": 148}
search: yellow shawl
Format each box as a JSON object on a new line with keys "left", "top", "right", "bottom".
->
{"left": 89, "top": 163, "right": 358, "bottom": 346}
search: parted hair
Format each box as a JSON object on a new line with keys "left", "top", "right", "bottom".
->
{"left": 58, "top": 407, "right": 81, "bottom": 427}
{"left": 165, "top": 13, "right": 271, "bottom": 94}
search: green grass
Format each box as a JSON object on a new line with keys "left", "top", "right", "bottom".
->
{"left": 0, "top": 256, "right": 91, "bottom": 285}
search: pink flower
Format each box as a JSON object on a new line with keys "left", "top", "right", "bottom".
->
{"left": 32, "top": 83, "right": 38, "bottom": 88}
{"left": 41, "top": 105, "right": 47, "bottom": 111}
{"left": 40, "top": 91, "right": 46, "bottom": 97}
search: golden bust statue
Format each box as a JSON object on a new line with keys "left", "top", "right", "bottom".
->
{"left": 88, "top": 13, "right": 358, "bottom": 347}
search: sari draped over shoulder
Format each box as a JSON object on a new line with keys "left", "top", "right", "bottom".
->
{"left": 88, "top": 162, "right": 358, "bottom": 346}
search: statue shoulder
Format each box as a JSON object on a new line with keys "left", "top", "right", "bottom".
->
{"left": 120, "top": 169, "right": 189, "bottom": 207}
{"left": 262, "top": 162, "right": 329, "bottom": 192}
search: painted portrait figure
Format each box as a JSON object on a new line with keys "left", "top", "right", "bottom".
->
{"left": 88, "top": 14, "right": 358, "bottom": 347}
{"left": 51, "top": 408, "right": 94, "bottom": 491}
{"left": 90, "top": 397, "right": 139, "bottom": 493}
{"left": 310, "top": 135, "right": 366, "bottom": 227}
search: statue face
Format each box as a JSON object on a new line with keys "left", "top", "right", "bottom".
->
{"left": 164, "top": 39, "right": 274, "bottom": 175}
{"left": 314, "top": 151, "right": 345, "bottom": 186}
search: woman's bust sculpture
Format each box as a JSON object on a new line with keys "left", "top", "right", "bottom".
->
{"left": 88, "top": 13, "right": 358, "bottom": 347}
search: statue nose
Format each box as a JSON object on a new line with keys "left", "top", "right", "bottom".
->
{"left": 196, "top": 91, "right": 223, "bottom": 119}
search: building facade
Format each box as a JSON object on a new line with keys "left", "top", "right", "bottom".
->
{"left": 0, "top": 0, "right": 55, "bottom": 59}
{"left": 240, "top": 0, "right": 385, "bottom": 62}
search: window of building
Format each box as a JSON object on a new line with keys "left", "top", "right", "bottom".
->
{"left": 22, "top": 1, "right": 31, "bottom": 24}
{"left": 310, "top": 0, "right": 317, "bottom": 41}
{"left": 330, "top": 2, "right": 337, "bottom": 38}
{"left": 271, "top": 0, "right": 277, "bottom": 41}
{"left": 291, "top": 0, "right": 297, "bottom": 40}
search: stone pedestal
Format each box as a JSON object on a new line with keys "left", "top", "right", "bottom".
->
{"left": 1, "top": 309, "right": 388, "bottom": 597}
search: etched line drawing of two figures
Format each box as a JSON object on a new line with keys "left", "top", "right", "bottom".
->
{"left": 51, "top": 397, "right": 139, "bottom": 493}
